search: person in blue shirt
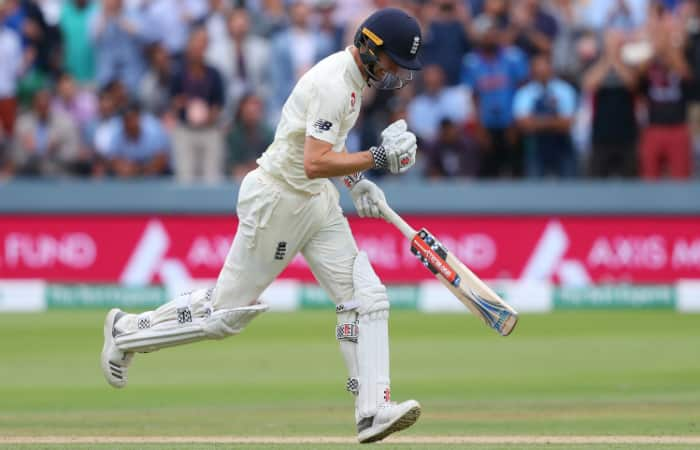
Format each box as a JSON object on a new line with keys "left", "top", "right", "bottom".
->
{"left": 461, "top": 16, "right": 528, "bottom": 177}
{"left": 106, "top": 102, "right": 170, "bottom": 177}
{"left": 420, "top": 0, "right": 471, "bottom": 86}
{"left": 89, "top": 0, "right": 146, "bottom": 94}
{"left": 407, "top": 64, "right": 470, "bottom": 143}
{"left": 513, "top": 52, "right": 578, "bottom": 178}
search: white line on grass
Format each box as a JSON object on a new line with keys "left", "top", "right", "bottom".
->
{"left": 1, "top": 436, "right": 700, "bottom": 445}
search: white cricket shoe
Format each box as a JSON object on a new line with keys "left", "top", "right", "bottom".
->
{"left": 101, "top": 308, "right": 134, "bottom": 388}
{"left": 357, "top": 400, "right": 421, "bottom": 444}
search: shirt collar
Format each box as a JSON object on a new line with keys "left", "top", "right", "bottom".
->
{"left": 345, "top": 47, "right": 366, "bottom": 90}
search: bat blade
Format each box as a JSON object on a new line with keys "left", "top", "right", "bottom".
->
{"left": 410, "top": 228, "right": 519, "bottom": 336}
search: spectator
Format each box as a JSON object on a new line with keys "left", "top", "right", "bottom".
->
{"left": 226, "top": 93, "right": 273, "bottom": 180}
{"left": 268, "top": 0, "right": 333, "bottom": 120}
{"left": 316, "top": 0, "right": 346, "bottom": 54}
{"left": 89, "top": 0, "right": 146, "bottom": 93}
{"left": 1, "top": 0, "right": 25, "bottom": 37}
{"left": 639, "top": 25, "right": 692, "bottom": 179}
{"left": 170, "top": 27, "right": 225, "bottom": 183}
{"left": 550, "top": 1, "right": 598, "bottom": 88}
{"left": 251, "top": 0, "right": 288, "bottom": 38}
{"left": 507, "top": 0, "right": 559, "bottom": 58}
{"left": 583, "top": 31, "right": 639, "bottom": 177}
{"left": 36, "top": 0, "right": 62, "bottom": 27}
{"left": 601, "top": 0, "right": 646, "bottom": 31}
{"left": 105, "top": 102, "right": 170, "bottom": 177}
{"left": 59, "top": 0, "right": 97, "bottom": 83}
{"left": 684, "top": 0, "right": 700, "bottom": 175}
{"left": 143, "top": 0, "right": 209, "bottom": 59}
{"left": 28, "top": 2, "right": 61, "bottom": 76}
{"left": 420, "top": 0, "right": 471, "bottom": 86}
{"left": 461, "top": 16, "right": 529, "bottom": 177}
{"left": 13, "top": 89, "right": 83, "bottom": 176}
{"left": 407, "top": 64, "right": 470, "bottom": 143}
{"left": 102, "top": 79, "right": 129, "bottom": 115}
{"left": 424, "top": 118, "right": 479, "bottom": 178}
{"left": 206, "top": 7, "right": 271, "bottom": 122}
{"left": 3, "top": 1, "right": 51, "bottom": 106}
{"left": 205, "top": 0, "right": 232, "bottom": 51}
{"left": 514, "top": 52, "right": 578, "bottom": 178}
{"left": 5, "top": 0, "right": 61, "bottom": 77}
{"left": 0, "top": 2, "right": 22, "bottom": 137}
{"left": 0, "top": 132, "right": 11, "bottom": 177}
{"left": 470, "top": 0, "right": 510, "bottom": 33}
{"left": 139, "top": 42, "right": 174, "bottom": 117}
{"left": 52, "top": 72, "right": 97, "bottom": 142}
{"left": 90, "top": 85, "right": 120, "bottom": 174}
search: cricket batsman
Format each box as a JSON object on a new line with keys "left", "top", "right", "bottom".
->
{"left": 101, "top": 8, "right": 423, "bottom": 443}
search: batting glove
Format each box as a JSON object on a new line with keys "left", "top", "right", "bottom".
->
{"left": 349, "top": 178, "right": 387, "bottom": 219}
{"left": 370, "top": 119, "right": 417, "bottom": 174}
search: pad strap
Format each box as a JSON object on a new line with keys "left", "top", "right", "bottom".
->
{"left": 336, "top": 322, "right": 359, "bottom": 342}
{"left": 346, "top": 377, "right": 359, "bottom": 396}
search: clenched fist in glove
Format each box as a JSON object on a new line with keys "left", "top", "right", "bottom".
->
{"left": 370, "top": 119, "right": 417, "bottom": 174}
{"left": 349, "top": 178, "right": 387, "bottom": 219}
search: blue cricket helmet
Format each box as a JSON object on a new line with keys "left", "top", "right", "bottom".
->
{"left": 354, "top": 8, "right": 423, "bottom": 71}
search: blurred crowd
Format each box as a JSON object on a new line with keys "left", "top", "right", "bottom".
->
{"left": 1, "top": 0, "right": 700, "bottom": 182}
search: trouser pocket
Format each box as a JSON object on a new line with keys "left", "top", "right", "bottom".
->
{"left": 236, "top": 172, "right": 282, "bottom": 248}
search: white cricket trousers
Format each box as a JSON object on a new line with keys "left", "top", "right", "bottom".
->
{"left": 212, "top": 167, "right": 358, "bottom": 309}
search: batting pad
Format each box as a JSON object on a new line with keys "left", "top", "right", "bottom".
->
{"left": 357, "top": 308, "right": 390, "bottom": 419}
{"left": 115, "top": 303, "right": 268, "bottom": 353}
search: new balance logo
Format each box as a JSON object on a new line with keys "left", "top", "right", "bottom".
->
{"left": 313, "top": 119, "right": 333, "bottom": 132}
{"left": 274, "top": 241, "right": 287, "bottom": 260}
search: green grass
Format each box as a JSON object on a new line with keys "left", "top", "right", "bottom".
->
{"left": 0, "top": 310, "right": 699, "bottom": 449}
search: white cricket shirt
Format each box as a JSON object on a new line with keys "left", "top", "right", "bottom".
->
{"left": 257, "top": 47, "right": 366, "bottom": 194}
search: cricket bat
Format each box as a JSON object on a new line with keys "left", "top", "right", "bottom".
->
{"left": 377, "top": 201, "right": 519, "bottom": 336}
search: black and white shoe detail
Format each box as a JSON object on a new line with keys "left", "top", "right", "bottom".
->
{"left": 357, "top": 400, "right": 421, "bottom": 444}
{"left": 101, "top": 308, "right": 134, "bottom": 388}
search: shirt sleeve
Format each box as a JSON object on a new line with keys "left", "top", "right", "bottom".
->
{"left": 305, "top": 83, "right": 345, "bottom": 144}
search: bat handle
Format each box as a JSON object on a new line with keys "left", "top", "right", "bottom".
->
{"left": 377, "top": 200, "right": 417, "bottom": 240}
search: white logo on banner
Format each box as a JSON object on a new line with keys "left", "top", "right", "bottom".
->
{"left": 120, "top": 220, "right": 192, "bottom": 289}
{"left": 521, "top": 220, "right": 591, "bottom": 286}
{"left": 4, "top": 233, "right": 96, "bottom": 269}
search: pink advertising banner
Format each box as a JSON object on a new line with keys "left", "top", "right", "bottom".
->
{"left": 0, "top": 215, "right": 698, "bottom": 284}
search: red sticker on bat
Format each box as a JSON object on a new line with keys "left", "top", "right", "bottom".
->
{"left": 411, "top": 235, "right": 458, "bottom": 283}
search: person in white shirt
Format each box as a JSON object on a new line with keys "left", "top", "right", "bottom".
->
{"left": 101, "top": 8, "right": 423, "bottom": 443}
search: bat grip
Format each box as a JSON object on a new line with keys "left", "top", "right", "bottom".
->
{"left": 377, "top": 201, "right": 416, "bottom": 240}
